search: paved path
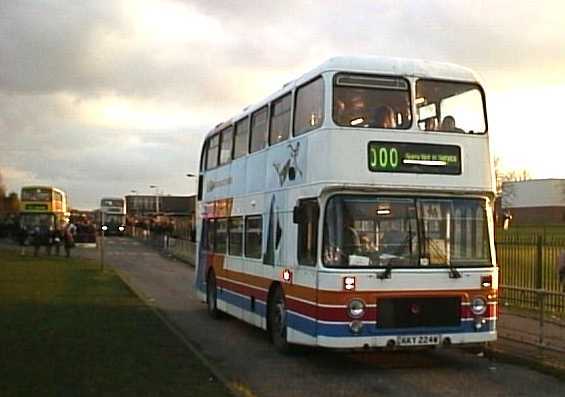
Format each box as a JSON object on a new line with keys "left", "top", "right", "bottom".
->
{"left": 9, "top": 237, "right": 564, "bottom": 397}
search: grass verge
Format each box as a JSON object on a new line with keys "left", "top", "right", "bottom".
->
{"left": 0, "top": 249, "right": 231, "bottom": 397}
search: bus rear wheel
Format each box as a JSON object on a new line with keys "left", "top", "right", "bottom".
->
{"left": 206, "top": 271, "right": 221, "bottom": 319}
{"left": 268, "top": 286, "right": 291, "bottom": 353}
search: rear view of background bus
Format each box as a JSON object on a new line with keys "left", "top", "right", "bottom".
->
{"left": 194, "top": 56, "right": 497, "bottom": 352}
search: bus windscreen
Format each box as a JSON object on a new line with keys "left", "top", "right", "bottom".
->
{"left": 323, "top": 195, "right": 491, "bottom": 268}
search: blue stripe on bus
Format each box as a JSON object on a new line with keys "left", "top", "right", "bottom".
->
{"left": 219, "top": 287, "right": 267, "bottom": 318}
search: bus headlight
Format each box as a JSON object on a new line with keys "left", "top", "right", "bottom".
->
{"left": 347, "top": 299, "right": 366, "bottom": 319}
{"left": 471, "top": 297, "right": 487, "bottom": 315}
{"left": 119, "top": 226, "right": 125, "bottom": 231}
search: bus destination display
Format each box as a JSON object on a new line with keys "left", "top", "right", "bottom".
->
{"left": 368, "top": 141, "right": 461, "bottom": 175}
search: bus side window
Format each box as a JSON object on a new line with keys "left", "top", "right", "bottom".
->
{"left": 250, "top": 106, "right": 268, "bottom": 153}
{"left": 219, "top": 127, "right": 233, "bottom": 165}
{"left": 245, "top": 215, "right": 263, "bottom": 259}
{"left": 233, "top": 117, "right": 249, "bottom": 159}
{"left": 215, "top": 218, "right": 228, "bottom": 253}
{"left": 206, "top": 219, "right": 215, "bottom": 252}
{"left": 294, "top": 76, "right": 324, "bottom": 136}
{"left": 206, "top": 134, "right": 220, "bottom": 170}
{"left": 228, "top": 217, "right": 243, "bottom": 256}
{"left": 296, "top": 199, "right": 320, "bottom": 266}
{"left": 269, "top": 93, "right": 291, "bottom": 145}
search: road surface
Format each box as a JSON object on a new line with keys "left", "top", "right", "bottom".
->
{"left": 81, "top": 237, "right": 565, "bottom": 397}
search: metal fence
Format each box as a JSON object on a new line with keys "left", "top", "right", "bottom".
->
{"left": 496, "top": 286, "right": 565, "bottom": 369}
{"left": 129, "top": 226, "right": 196, "bottom": 265}
{"left": 496, "top": 234, "right": 565, "bottom": 313}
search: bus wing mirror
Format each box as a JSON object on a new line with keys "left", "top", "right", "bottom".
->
{"left": 503, "top": 212, "right": 512, "bottom": 230}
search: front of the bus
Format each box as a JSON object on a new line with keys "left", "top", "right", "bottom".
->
{"left": 19, "top": 187, "right": 57, "bottom": 231}
{"left": 312, "top": 59, "right": 497, "bottom": 350}
{"left": 100, "top": 198, "right": 127, "bottom": 235}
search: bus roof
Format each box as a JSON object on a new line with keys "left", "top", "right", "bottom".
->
{"left": 205, "top": 56, "right": 480, "bottom": 138}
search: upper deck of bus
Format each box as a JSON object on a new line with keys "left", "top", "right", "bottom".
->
{"left": 100, "top": 197, "right": 126, "bottom": 214}
{"left": 199, "top": 56, "right": 494, "bottom": 201}
{"left": 21, "top": 186, "right": 66, "bottom": 198}
{"left": 20, "top": 186, "right": 68, "bottom": 215}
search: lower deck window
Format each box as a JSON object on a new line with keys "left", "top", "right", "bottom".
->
{"left": 245, "top": 216, "right": 262, "bottom": 259}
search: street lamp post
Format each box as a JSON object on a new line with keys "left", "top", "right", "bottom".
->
{"left": 149, "top": 185, "right": 160, "bottom": 214}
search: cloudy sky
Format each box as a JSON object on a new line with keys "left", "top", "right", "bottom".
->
{"left": 1, "top": 0, "right": 564, "bottom": 209}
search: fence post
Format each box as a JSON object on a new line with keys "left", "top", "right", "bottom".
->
{"left": 535, "top": 234, "right": 543, "bottom": 290}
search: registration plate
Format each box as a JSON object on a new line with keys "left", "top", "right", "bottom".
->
{"left": 397, "top": 335, "right": 440, "bottom": 346}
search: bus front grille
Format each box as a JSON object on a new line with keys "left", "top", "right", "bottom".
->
{"left": 377, "top": 297, "right": 461, "bottom": 329}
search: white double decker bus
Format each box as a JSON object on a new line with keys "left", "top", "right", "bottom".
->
{"left": 99, "top": 197, "right": 126, "bottom": 235}
{"left": 195, "top": 56, "right": 497, "bottom": 352}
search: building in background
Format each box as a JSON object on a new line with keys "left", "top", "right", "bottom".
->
{"left": 501, "top": 179, "right": 565, "bottom": 225}
{"left": 0, "top": 192, "right": 20, "bottom": 237}
{"left": 125, "top": 195, "right": 196, "bottom": 239}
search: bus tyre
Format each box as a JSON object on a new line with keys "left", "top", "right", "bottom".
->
{"left": 206, "top": 271, "right": 221, "bottom": 319}
{"left": 269, "top": 286, "right": 291, "bottom": 353}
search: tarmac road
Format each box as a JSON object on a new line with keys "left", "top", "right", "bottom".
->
{"left": 81, "top": 237, "right": 565, "bottom": 397}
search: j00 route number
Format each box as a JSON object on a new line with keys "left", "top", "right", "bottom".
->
{"left": 369, "top": 146, "right": 399, "bottom": 170}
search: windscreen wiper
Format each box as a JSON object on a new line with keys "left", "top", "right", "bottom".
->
{"left": 377, "top": 264, "right": 392, "bottom": 279}
{"left": 448, "top": 261, "right": 461, "bottom": 279}
{"left": 377, "top": 254, "right": 395, "bottom": 280}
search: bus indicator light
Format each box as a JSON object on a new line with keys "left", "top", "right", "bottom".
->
{"left": 343, "top": 276, "right": 356, "bottom": 291}
{"left": 481, "top": 275, "right": 492, "bottom": 288}
{"left": 282, "top": 269, "right": 293, "bottom": 283}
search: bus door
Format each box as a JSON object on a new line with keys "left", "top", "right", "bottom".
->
{"left": 293, "top": 198, "right": 320, "bottom": 335}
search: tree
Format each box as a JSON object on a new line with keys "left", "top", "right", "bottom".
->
{"left": 494, "top": 157, "right": 531, "bottom": 196}
{"left": 0, "top": 169, "right": 5, "bottom": 198}
{"left": 0, "top": 170, "right": 5, "bottom": 213}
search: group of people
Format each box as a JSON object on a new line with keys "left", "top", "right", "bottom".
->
{"left": 17, "top": 222, "right": 77, "bottom": 258}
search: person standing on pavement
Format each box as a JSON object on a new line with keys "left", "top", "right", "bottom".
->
{"left": 31, "top": 226, "right": 41, "bottom": 257}
{"left": 63, "top": 222, "right": 76, "bottom": 258}
{"left": 17, "top": 225, "right": 29, "bottom": 256}
{"left": 52, "top": 226, "right": 63, "bottom": 256}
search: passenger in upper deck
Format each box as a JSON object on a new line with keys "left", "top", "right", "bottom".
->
{"left": 371, "top": 105, "right": 397, "bottom": 129}
{"left": 440, "top": 115, "right": 464, "bottom": 132}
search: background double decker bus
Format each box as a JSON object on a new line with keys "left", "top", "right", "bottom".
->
{"left": 98, "top": 197, "right": 126, "bottom": 235}
{"left": 195, "top": 56, "right": 497, "bottom": 352}
{"left": 20, "top": 186, "right": 70, "bottom": 230}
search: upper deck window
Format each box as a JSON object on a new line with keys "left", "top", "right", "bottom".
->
{"left": 101, "top": 199, "right": 122, "bottom": 207}
{"left": 206, "top": 134, "right": 219, "bottom": 170}
{"left": 233, "top": 117, "right": 249, "bottom": 159}
{"left": 416, "top": 80, "right": 486, "bottom": 134}
{"left": 333, "top": 74, "right": 411, "bottom": 129}
{"left": 250, "top": 106, "right": 268, "bottom": 153}
{"left": 294, "top": 77, "right": 324, "bottom": 136}
{"left": 269, "top": 93, "right": 291, "bottom": 145}
{"left": 21, "top": 188, "right": 51, "bottom": 201}
{"left": 219, "top": 126, "right": 233, "bottom": 165}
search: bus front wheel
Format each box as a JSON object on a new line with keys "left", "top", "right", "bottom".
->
{"left": 206, "top": 271, "right": 221, "bottom": 319}
{"left": 268, "top": 286, "right": 291, "bottom": 353}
